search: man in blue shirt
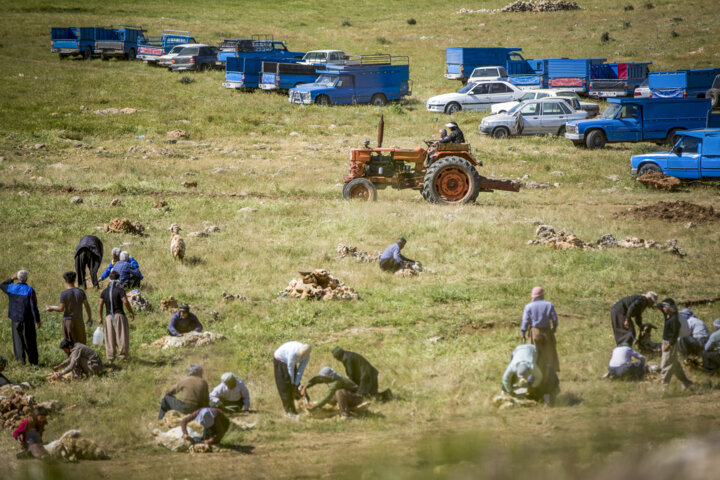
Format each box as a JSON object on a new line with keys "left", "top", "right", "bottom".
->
{"left": 111, "top": 251, "right": 143, "bottom": 289}
{"left": 99, "top": 248, "right": 141, "bottom": 282}
{"left": 521, "top": 286, "right": 560, "bottom": 374}
{"left": 702, "top": 318, "right": 720, "bottom": 370}
{"left": 1, "top": 271, "right": 41, "bottom": 365}
{"left": 379, "top": 238, "right": 414, "bottom": 273}
{"left": 168, "top": 305, "right": 203, "bottom": 337}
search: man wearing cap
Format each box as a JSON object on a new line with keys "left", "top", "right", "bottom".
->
{"left": 305, "top": 367, "right": 363, "bottom": 418}
{"left": 659, "top": 298, "right": 693, "bottom": 390}
{"left": 180, "top": 407, "right": 229, "bottom": 445}
{"left": 99, "top": 248, "right": 140, "bottom": 282}
{"left": 1, "top": 271, "right": 41, "bottom": 366}
{"left": 439, "top": 122, "right": 465, "bottom": 144}
{"left": 331, "top": 346, "right": 392, "bottom": 401}
{"left": 50, "top": 339, "right": 104, "bottom": 379}
{"left": 379, "top": 237, "right": 415, "bottom": 273}
{"left": 0, "top": 356, "right": 13, "bottom": 386}
{"left": 168, "top": 305, "right": 203, "bottom": 337}
{"left": 702, "top": 318, "right": 720, "bottom": 370}
{"left": 158, "top": 364, "right": 209, "bottom": 419}
{"left": 607, "top": 342, "right": 646, "bottom": 380}
{"left": 677, "top": 308, "right": 710, "bottom": 358}
{"left": 610, "top": 292, "right": 658, "bottom": 346}
{"left": 521, "top": 286, "right": 560, "bottom": 373}
{"left": 273, "top": 341, "right": 311, "bottom": 416}
{"left": 209, "top": 372, "right": 251, "bottom": 413}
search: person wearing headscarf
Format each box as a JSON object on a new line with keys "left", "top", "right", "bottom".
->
{"left": 111, "top": 251, "right": 143, "bottom": 289}
{"left": 273, "top": 341, "right": 311, "bottom": 416}
{"left": 677, "top": 308, "right": 710, "bottom": 358}
{"left": 702, "top": 318, "right": 720, "bottom": 371}
{"left": 305, "top": 367, "right": 363, "bottom": 418}
{"left": 45, "top": 271, "right": 92, "bottom": 344}
{"left": 13, "top": 406, "right": 49, "bottom": 459}
{"left": 51, "top": 339, "right": 104, "bottom": 379}
{"left": 158, "top": 364, "right": 209, "bottom": 419}
{"left": 209, "top": 372, "right": 251, "bottom": 413}
{"left": 0, "top": 356, "right": 13, "bottom": 387}
{"left": 180, "top": 407, "right": 229, "bottom": 445}
{"left": 610, "top": 292, "right": 658, "bottom": 346}
{"left": 168, "top": 304, "right": 203, "bottom": 337}
{"left": 331, "top": 346, "right": 392, "bottom": 401}
{"left": 521, "top": 286, "right": 560, "bottom": 373}
{"left": 1, "top": 270, "right": 41, "bottom": 365}
{"left": 659, "top": 298, "right": 693, "bottom": 390}
{"left": 99, "top": 248, "right": 140, "bottom": 281}
{"left": 75, "top": 235, "right": 104, "bottom": 289}
{"left": 607, "top": 342, "right": 646, "bottom": 380}
{"left": 98, "top": 271, "right": 135, "bottom": 363}
{"left": 502, "top": 344, "right": 559, "bottom": 406}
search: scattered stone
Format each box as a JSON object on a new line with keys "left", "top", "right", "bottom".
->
{"left": 128, "top": 145, "right": 147, "bottom": 154}
{"left": 0, "top": 392, "right": 61, "bottom": 430}
{"left": 428, "top": 336, "right": 444, "bottom": 344}
{"left": 145, "top": 331, "right": 226, "bottom": 350}
{"left": 551, "top": 171, "right": 564, "bottom": 176}
{"left": 17, "top": 190, "right": 30, "bottom": 197}
{"left": 528, "top": 224, "right": 592, "bottom": 250}
{"left": 685, "top": 222, "right": 695, "bottom": 229}
{"left": 127, "top": 290, "right": 151, "bottom": 311}
{"left": 160, "top": 296, "right": 179, "bottom": 312}
{"left": 210, "top": 311, "right": 220, "bottom": 321}
{"left": 336, "top": 244, "right": 380, "bottom": 263}
{"left": 167, "top": 129, "right": 187, "bottom": 139}
{"left": 79, "top": 105, "right": 88, "bottom": 111}
{"left": 70, "top": 196, "right": 83, "bottom": 205}
{"left": 45, "top": 430, "right": 109, "bottom": 462}
{"left": 33, "top": 143, "right": 45, "bottom": 150}
{"left": 644, "top": 2, "right": 654, "bottom": 9}
{"left": 104, "top": 218, "right": 145, "bottom": 235}
{"left": 606, "top": 174, "right": 620, "bottom": 182}
{"left": 601, "top": 32, "right": 610, "bottom": 42}
{"left": 624, "top": 4, "right": 634, "bottom": 10}
{"left": 670, "top": 30, "right": 679, "bottom": 38}
{"left": 459, "top": 0, "right": 582, "bottom": 13}
{"left": 188, "top": 231, "right": 209, "bottom": 238}
{"left": 222, "top": 291, "right": 248, "bottom": 302}
{"left": 204, "top": 225, "right": 220, "bottom": 233}
{"left": 110, "top": 198, "right": 122, "bottom": 206}
{"left": 119, "top": 108, "right": 136, "bottom": 114}
{"left": 95, "top": 146, "right": 105, "bottom": 153}
{"left": 395, "top": 261, "right": 425, "bottom": 277}
{"left": 523, "top": 181, "right": 558, "bottom": 189}
{"left": 212, "top": 168, "right": 228, "bottom": 174}
{"left": 289, "top": 131, "right": 299, "bottom": 136}
{"left": 237, "top": 207, "right": 258, "bottom": 214}
{"left": 282, "top": 269, "right": 359, "bottom": 300}
{"left": 166, "top": 139, "right": 177, "bottom": 145}
{"left": 182, "top": 181, "right": 197, "bottom": 188}
{"left": 50, "top": 112, "right": 60, "bottom": 117}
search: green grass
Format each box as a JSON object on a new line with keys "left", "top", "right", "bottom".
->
{"left": 1, "top": 0, "right": 720, "bottom": 478}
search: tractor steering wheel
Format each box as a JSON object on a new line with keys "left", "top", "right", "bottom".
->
{"left": 424, "top": 140, "right": 437, "bottom": 147}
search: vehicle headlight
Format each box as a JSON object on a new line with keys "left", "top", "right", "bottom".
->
{"left": 303, "top": 92, "right": 311, "bottom": 101}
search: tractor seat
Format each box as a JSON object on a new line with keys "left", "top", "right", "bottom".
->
{"left": 437, "top": 142, "right": 470, "bottom": 151}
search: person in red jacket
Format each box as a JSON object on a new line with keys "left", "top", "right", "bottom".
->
{"left": 13, "top": 406, "right": 49, "bottom": 459}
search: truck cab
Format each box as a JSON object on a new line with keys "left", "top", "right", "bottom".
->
{"left": 631, "top": 129, "right": 720, "bottom": 178}
{"left": 299, "top": 50, "right": 347, "bottom": 65}
{"left": 138, "top": 30, "right": 196, "bottom": 63}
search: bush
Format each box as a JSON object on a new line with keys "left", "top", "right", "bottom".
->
{"left": 600, "top": 32, "right": 610, "bottom": 42}
{"left": 376, "top": 36, "right": 391, "bottom": 45}
{"left": 407, "top": 18, "right": 416, "bottom": 25}
{"left": 341, "top": 18, "right": 351, "bottom": 27}
{"left": 179, "top": 76, "right": 195, "bottom": 85}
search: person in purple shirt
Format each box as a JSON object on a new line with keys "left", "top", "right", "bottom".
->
{"left": 111, "top": 251, "right": 143, "bottom": 289}
{"left": 521, "top": 286, "right": 560, "bottom": 373}
{"left": 379, "top": 237, "right": 415, "bottom": 273}
{"left": 168, "top": 304, "right": 203, "bottom": 337}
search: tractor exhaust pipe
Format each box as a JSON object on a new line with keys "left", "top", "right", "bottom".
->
{"left": 378, "top": 114, "right": 384, "bottom": 148}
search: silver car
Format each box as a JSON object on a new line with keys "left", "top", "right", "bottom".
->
{"left": 479, "top": 98, "right": 588, "bottom": 138}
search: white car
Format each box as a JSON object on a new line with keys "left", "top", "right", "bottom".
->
{"left": 158, "top": 43, "right": 197, "bottom": 67}
{"left": 467, "top": 66, "right": 508, "bottom": 84}
{"left": 426, "top": 81, "right": 524, "bottom": 114}
{"left": 299, "top": 50, "right": 348, "bottom": 65}
{"left": 491, "top": 89, "right": 600, "bottom": 117}
{"left": 634, "top": 78, "right": 651, "bottom": 98}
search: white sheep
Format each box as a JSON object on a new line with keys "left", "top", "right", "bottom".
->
{"left": 169, "top": 223, "right": 185, "bottom": 264}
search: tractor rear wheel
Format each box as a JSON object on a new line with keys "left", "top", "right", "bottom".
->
{"left": 342, "top": 178, "right": 377, "bottom": 201}
{"left": 422, "top": 156, "right": 481, "bottom": 205}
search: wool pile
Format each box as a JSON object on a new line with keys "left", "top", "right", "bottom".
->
{"left": 104, "top": 218, "right": 145, "bottom": 235}
{"left": 127, "top": 290, "right": 151, "bottom": 311}
{"left": 145, "top": 331, "right": 226, "bottom": 350}
{"left": 282, "top": 269, "right": 359, "bottom": 300}
{"left": 336, "top": 244, "right": 379, "bottom": 263}
{"left": 395, "top": 261, "right": 426, "bottom": 277}
{"left": 45, "top": 430, "right": 109, "bottom": 462}
{"left": 489, "top": 393, "right": 537, "bottom": 410}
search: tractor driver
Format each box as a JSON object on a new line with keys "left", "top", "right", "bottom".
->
{"left": 440, "top": 122, "right": 465, "bottom": 144}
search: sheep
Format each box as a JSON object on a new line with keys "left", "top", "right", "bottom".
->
{"left": 169, "top": 223, "right": 185, "bottom": 264}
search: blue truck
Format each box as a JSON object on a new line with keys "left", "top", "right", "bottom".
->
{"left": 507, "top": 58, "right": 548, "bottom": 89}
{"left": 565, "top": 97, "right": 712, "bottom": 149}
{"left": 649, "top": 68, "right": 720, "bottom": 99}
{"left": 259, "top": 60, "right": 321, "bottom": 91}
{"left": 137, "top": 30, "right": 196, "bottom": 63}
{"left": 289, "top": 55, "right": 411, "bottom": 106}
{"left": 631, "top": 128, "right": 720, "bottom": 178}
{"left": 51, "top": 27, "right": 97, "bottom": 60}
{"left": 215, "top": 35, "right": 303, "bottom": 66}
{"left": 95, "top": 25, "right": 147, "bottom": 60}
{"left": 544, "top": 58, "right": 607, "bottom": 92}
{"left": 445, "top": 47, "right": 525, "bottom": 82}
{"left": 589, "top": 62, "right": 652, "bottom": 97}
{"left": 222, "top": 56, "right": 264, "bottom": 89}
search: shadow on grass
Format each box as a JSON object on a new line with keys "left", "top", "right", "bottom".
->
{"left": 220, "top": 443, "right": 255, "bottom": 454}
{"left": 184, "top": 256, "right": 205, "bottom": 266}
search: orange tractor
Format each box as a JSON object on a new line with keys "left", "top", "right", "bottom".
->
{"left": 342, "top": 117, "right": 520, "bottom": 205}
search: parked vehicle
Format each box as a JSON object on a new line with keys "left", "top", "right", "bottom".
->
{"left": 648, "top": 68, "right": 720, "bottom": 99}
{"left": 158, "top": 44, "right": 193, "bottom": 67}
{"left": 260, "top": 61, "right": 320, "bottom": 91}
{"left": 589, "top": 62, "right": 651, "bottom": 98}
{"left": 565, "top": 97, "right": 712, "bottom": 149}
{"left": 289, "top": 55, "right": 411, "bottom": 106}
{"left": 426, "top": 81, "right": 524, "bottom": 114}
{"left": 634, "top": 78, "right": 651, "bottom": 98}
{"left": 467, "top": 66, "right": 508, "bottom": 83}
{"left": 507, "top": 58, "right": 547, "bottom": 90}
{"left": 706, "top": 75, "right": 720, "bottom": 108}
{"left": 138, "top": 30, "right": 196, "bottom": 63}
{"left": 168, "top": 44, "right": 219, "bottom": 71}
{"left": 445, "top": 47, "right": 525, "bottom": 82}
{"left": 215, "top": 35, "right": 302, "bottom": 66}
{"left": 491, "top": 89, "right": 599, "bottom": 116}
{"left": 491, "top": 90, "right": 553, "bottom": 114}
{"left": 223, "top": 56, "right": 263, "bottom": 89}
{"left": 51, "top": 27, "right": 96, "bottom": 60}
{"left": 480, "top": 98, "right": 588, "bottom": 138}
{"left": 544, "top": 58, "right": 606, "bottom": 92}
{"left": 631, "top": 129, "right": 720, "bottom": 178}
{"left": 95, "top": 25, "right": 147, "bottom": 60}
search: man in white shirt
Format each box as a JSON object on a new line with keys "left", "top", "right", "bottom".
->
{"left": 209, "top": 372, "right": 250, "bottom": 413}
{"left": 273, "top": 341, "right": 311, "bottom": 416}
{"left": 608, "top": 342, "right": 646, "bottom": 380}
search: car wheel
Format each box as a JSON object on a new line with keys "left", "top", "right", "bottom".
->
{"left": 556, "top": 125, "right": 566, "bottom": 136}
{"left": 665, "top": 128, "right": 681, "bottom": 146}
{"left": 315, "top": 95, "right": 331, "bottom": 106}
{"left": 585, "top": 130, "right": 606, "bottom": 149}
{"left": 342, "top": 179, "right": 377, "bottom": 201}
{"left": 83, "top": 46, "right": 92, "bottom": 60}
{"left": 445, "top": 102, "right": 461, "bottom": 115}
{"left": 638, "top": 163, "right": 662, "bottom": 176}
{"left": 498, "top": 110, "right": 507, "bottom": 114}
{"left": 708, "top": 91, "right": 719, "bottom": 108}
{"left": 370, "top": 94, "right": 387, "bottom": 106}
{"left": 492, "top": 127, "right": 509, "bottom": 139}
{"left": 127, "top": 48, "right": 136, "bottom": 61}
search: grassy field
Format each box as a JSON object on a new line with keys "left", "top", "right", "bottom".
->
{"left": 1, "top": 0, "right": 720, "bottom": 478}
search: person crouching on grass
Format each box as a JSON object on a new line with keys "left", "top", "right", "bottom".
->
{"left": 181, "top": 407, "right": 230, "bottom": 446}
{"left": 13, "top": 406, "right": 49, "bottom": 459}
{"left": 51, "top": 339, "right": 104, "bottom": 380}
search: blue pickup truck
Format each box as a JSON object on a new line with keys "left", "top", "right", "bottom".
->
{"left": 215, "top": 35, "right": 303, "bottom": 66}
{"left": 649, "top": 68, "right": 720, "bottom": 99}
{"left": 95, "top": 25, "right": 147, "bottom": 60}
{"left": 138, "top": 30, "right": 196, "bottom": 63}
{"left": 289, "top": 55, "right": 411, "bottom": 106}
{"left": 223, "top": 56, "right": 263, "bottom": 89}
{"left": 51, "top": 27, "right": 97, "bottom": 60}
{"left": 259, "top": 50, "right": 348, "bottom": 91}
{"left": 589, "top": 62, "right": 652, "bottom": 98}
{"left": 507, "top": 58, "right": 548, "bottom": 90}
{"left": 545, "top": 58, "right": 607, "bottom": 92}
{"left": 565, "top": 97, "right": 712, "bottom": 149}
{"left": 631, "top": 128, "right": 720, "bottom": 178}
{"left": 445, "top": 47, "right": 525, "bottom": 82}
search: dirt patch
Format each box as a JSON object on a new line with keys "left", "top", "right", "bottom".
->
{"left": 457, "top": 321, "right": 495, "bottom": 335}
{"left": 619, "top": 201, "right": 720, "bottom": 223}
{"left": 637, "top": 172, "right": 681, "bottom": 191}
{"left": 105, "top": 217, "right": 145, "bottom": 235}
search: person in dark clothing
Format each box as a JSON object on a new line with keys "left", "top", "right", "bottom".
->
{"left": 45, "top": 272, "right": 92, "bottom": 344}
{"left": 659, "top": 298, "right": 692, "bottom": 390}
{"left": 98, "top": 272, "right": 134, "bottom": 362}
{"left": 158, "top": 364, "right": 209, "bottom": 419}
{"left": 181, "top": 407, "right": 229, "bottom": 445}
{"left": 610, "top": 292, "right": 658, "bottom": 346}
{"left": 0, "top": 356, "right": 13, "bottom": 386}
{"left": 379, "top": 238, "right": 414, "bottom": 273}
{"left": 331, "top": 346, "right": 392, "bottom": 400}
{"left": 304, "top": 367, "right": 364, "bottom": 418}
{"left": 50, "top": 339, "right": 104, "bottom": 379}
{"left": 1, "top": 271, "right": 40, "bottom": 366}
{"left": 439, "top": 122, "right": 465, "bottom": 143}
{"left": 112, "top": 251, "right": 143, "bottom": 289}
{"left": 527, "top": 365, "right": 560, "bottom": 406}
{"left": 167, "top": 305, "right": 203, "bottom": 336}
{"left": 75, "top": 235, "right": 104, "bottom": 289}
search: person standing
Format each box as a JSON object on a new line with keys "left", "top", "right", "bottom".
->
{"left": 50, "top": 339, "right": 104, "bottom": 379}
{"left": 98, "top": 271, "right": 135, "bottom": 363}
{"left": 75, "top": 235, "right": 104, "bottom": 289}
{"left": 659, "top": 298, "right": 693, "bottom": 390}
{"left": 610, "top": 292, "right": 658, "bottom": 346}
{"left": 521, "top": 286, "right": 560, "bottom": 373}
{"left": 167, "top": 305, "right": 203, "bottom": 337}
{"left": 379, "top": 237, "right": 414, "bottom": 273}
{"left": 158, "top": 364, "right": 209, "bottom": 419}
{"left": 45, "top": 271, "right": 92, "bottom": 344}
{"left": 1, "top": 271, "right": 40, "bottom": 366}
{"left": 273, "top": 341, "right": 311, "bottom": 416}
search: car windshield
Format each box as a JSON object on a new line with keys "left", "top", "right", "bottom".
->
{"left": 168, "top": 46, "right": 184, "bottom": 54}
{"left": 472, "top": 68, "right": 496, "bottom": 77}
{"left": 675, "top": 136, "right": 701, "bottom": 153}
{"left": 555, "top": 91, "right": 575, "bottom": 98}
{"left": 600, "top": 103, "right": 621, "bottom": 119}
{"left": 520, "top": 92, "right": 536, "bottom": 101}
{"left": 457, "top": 83, "right": 475, "bottom": 94}
{"left": 314, "top": 75, "right": 337, "bottom": 87}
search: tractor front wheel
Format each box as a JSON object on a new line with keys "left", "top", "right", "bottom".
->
{"left": 342, "top": 178, "right": 377, "bottom": 201}
{"left": 422, "top": 156, "right": 481, "bottom": 205}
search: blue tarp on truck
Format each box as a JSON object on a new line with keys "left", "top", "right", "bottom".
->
{"left": 445, "top": 47, "right": 524, "bottom": 81}
{"left": 507, "top": 58, "right": 547, "bottom": 89}
{"left": 51, "top": 27, "right": 96, "bottom": 59}
{"left": 223, "top": 56, "right": 263, "bottom": 89}
{"left": 544, "top": 58, "right": 606, "bottom": 91}
{"left": 649, "top": 68, "right": 720, "bottom": 99}
{"left": 589, "top": 62, "right": 652, "bottom": 97}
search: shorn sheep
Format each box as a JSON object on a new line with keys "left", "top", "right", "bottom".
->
{"left": 169, "top": 223, "right": 186, "bottom": 264}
